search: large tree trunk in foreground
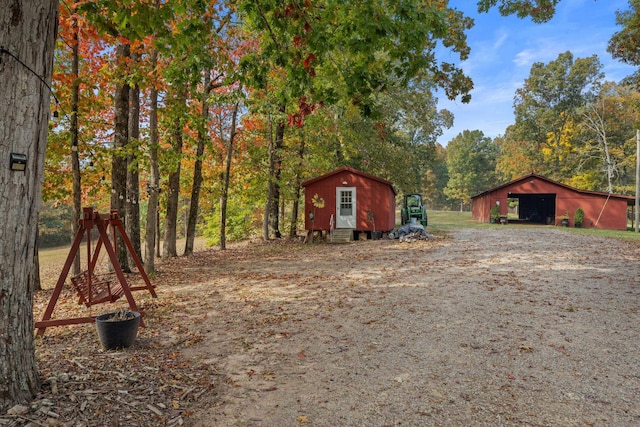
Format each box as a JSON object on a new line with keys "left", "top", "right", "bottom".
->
{"left": 0, "top": 0, "right": 59, "bottom": 411}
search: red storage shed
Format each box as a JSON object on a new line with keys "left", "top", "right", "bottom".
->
{"left": 301, "top": 167, "right": 396, "bottom": 236}
{"left": 471, "top": 173, "right": 634, "bottom": 230}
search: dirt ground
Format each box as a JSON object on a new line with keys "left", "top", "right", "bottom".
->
{"left": 14, "top": 227, "right": 640, "bottom": 426}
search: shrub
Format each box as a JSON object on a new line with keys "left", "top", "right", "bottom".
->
{"left": 574, "top": 207, "right": 584, "bottom": 225}
{"left": 490, "top": 204, "right": 500, "bottom": 221}
{"left": 204, "top": 202, "right": 257, "bottom": 246}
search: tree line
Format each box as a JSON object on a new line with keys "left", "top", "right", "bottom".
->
{"left": 46, "top": 1, "right": 640, "bottom": 259}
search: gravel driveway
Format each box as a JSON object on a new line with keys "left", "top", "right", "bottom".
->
{"left": 181, "top": 227, "right": 640, "bottom": 426}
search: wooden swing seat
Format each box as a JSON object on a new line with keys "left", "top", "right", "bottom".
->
{"left": 70, "top": 270, "right": 124, "bottom": 307}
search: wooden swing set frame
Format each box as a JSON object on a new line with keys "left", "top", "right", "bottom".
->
{"left": 35, "top": 207, "right": 157, "bottom": 336}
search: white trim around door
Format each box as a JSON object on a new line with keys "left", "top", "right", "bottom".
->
{"left": 336, "top": 187, "right": 356, "bottom": 228}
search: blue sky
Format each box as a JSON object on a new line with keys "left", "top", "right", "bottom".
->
{"left": 435, "top": 0, "right": 637, "bottom": 146}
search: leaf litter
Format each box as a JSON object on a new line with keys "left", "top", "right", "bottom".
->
{"left": 9, "top": 230, "right": 640, "bottom": 426}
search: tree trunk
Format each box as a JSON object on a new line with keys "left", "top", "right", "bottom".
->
{"left": 220, "top": 103, "right": 240, "bottom": 250}
{"left": 290, "top": 136, "right": 306, "bottom": 237}
{"left": 126, "top": 54, "right": 142, "bottom": 263}
{"left": 163, "top": 89, "right": 185, "bottom": 259}
{"left": 184, "top": 75, "right": 210, "bottom": 257}
{"left": 263, "top": 118, "right": 273, "bottom": 240}
{"left": 125, "top": 85, "right": 142, "bottom": 264}
{"left": 144, "top": 50, "right": 160, "bottom": 275}
{"left": 266, "top": 106, "right": 285, "bottom": 239}
{"left": 0, "top": 0, "right": 58, "bottom": 410}
{"left": 70, "top": 13, "right": 81, "bottom": 276}
{"left": 263, "top": 197, "right": 270, "bottom": 240}
{"left": 111, "top": 43, "right": 131, "bottom": 272}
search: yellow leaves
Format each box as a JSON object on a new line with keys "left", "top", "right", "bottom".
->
{"left": 297, "top": 415, "right": 310, "bottom": 423}
{"left": 311, "top": 193, "right": 325, "bottom": 209}
{"left": 544, "top": 116, "right": 578, "bottom": 163}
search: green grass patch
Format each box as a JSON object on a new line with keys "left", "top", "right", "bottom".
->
{"left": 560, "top": 225, "right": 640, "bottom": 241}
{"left": 427, "top": 210, "right": 491, "bottom": 234}
{"left": 425, "top": 210, "right": 640, "bottom": 242}
{"left": 38, "top": 245, "right": 74, "bottom": 266}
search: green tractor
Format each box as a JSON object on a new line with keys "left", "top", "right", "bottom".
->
{"left": 401, "top": 193, "right": 428, "bottom": 227}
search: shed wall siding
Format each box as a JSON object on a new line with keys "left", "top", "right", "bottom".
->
{"left": 303, "top": 169, "right": 396, "bottom": 232}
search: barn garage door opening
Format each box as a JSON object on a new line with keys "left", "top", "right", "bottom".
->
{"left": 508, "top": 193, "right": 556, "bottom": 224}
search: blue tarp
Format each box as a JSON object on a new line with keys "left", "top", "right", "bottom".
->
{"left": 389, "top": 223, "right": 427, "bottom": 239}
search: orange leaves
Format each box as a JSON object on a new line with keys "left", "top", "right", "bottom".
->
{"left": 302, "top": 52, "right": 316, "bottom": 77}
{"left": 287, "top": 96, "right": 320, "bottom": 127}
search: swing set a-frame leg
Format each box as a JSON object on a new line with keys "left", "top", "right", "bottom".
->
{"left": 95, "top": 220, "right": 145, "bottom": 326}
{"left": 35, "top": 221, "right": 89, "bottom": 337}
{"left": 109, "top": 210, "right": 157, "bottom": 298}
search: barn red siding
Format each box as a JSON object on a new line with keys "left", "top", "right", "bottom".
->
{"left": 302, "top": 167, "right": 396, "bottom": 232}
{"left": 471, "top": 174, "right": 632, "bottom": 230}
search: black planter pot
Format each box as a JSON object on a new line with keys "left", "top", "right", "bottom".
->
{"left": 96, "top": 311, "right": 141, "bottom": 350}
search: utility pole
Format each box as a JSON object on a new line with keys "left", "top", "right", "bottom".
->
{"left": 633, "top": 129, "right": 640, "bottom": 233}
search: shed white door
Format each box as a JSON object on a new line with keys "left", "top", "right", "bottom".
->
{"left": 336, "top": 187, "right": 356, "bottom": 228}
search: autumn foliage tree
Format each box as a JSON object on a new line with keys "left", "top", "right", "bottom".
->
{"left": 236, "top": 0, "right": 475, "bottom": 238}
{"left": 497, "top": 52, "right": 604, "bottom": 182}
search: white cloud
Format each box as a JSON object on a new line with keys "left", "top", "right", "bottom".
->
{"left": 513, "top": 49, "right": 537, "bottom": 67}
{"left": 492, "top": 30, "right": 508, "bottom": 50}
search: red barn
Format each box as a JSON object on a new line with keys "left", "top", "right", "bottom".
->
{"left": 301, "top": 167, "right": 396, "bottom": 239}
{"left": 471, "top": 173, "right": 634, "bottom": 230}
